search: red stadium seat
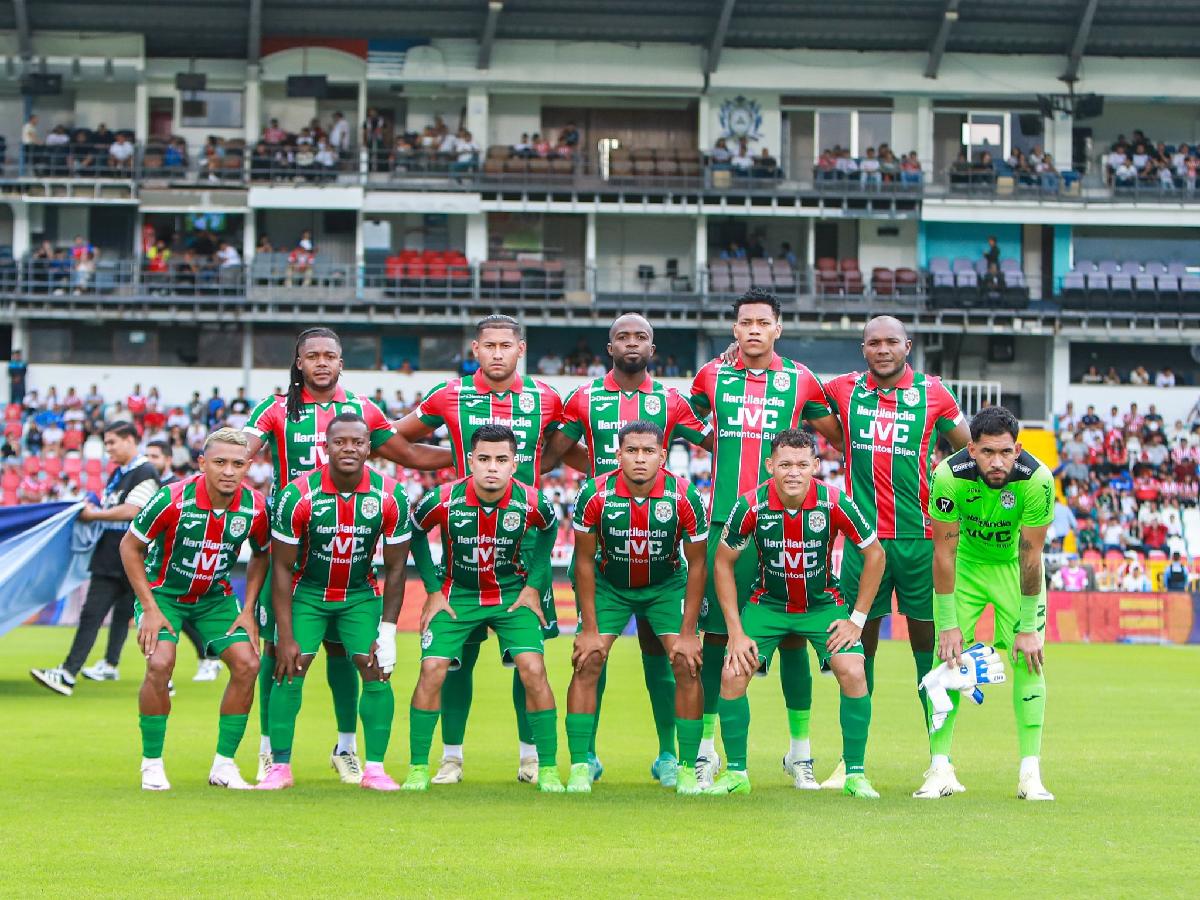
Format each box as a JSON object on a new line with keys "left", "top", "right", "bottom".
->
{"left": 22, "top": 456, "right": 40, "bottom": 476}
{"left": 64, "top": 456, "right": 83, "bottom": 477}
{"left": 85, "top": 458, "right": 103, "bottom": 475}
{"left": 85, "top": 474, "right": 104, "bottom": 494}
{"left": 1, "top": 469, "right": 19, "bottom": 491}
{"left": 5, "top": 403, "right": 21, "bottom": 422}
{"left": 0, "top": 489, "right": 16, "bottom": 507}
{"left": 42, "top": 456, "right": 62, "bottom": 478}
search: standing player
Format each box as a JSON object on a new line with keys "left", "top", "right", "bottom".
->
{"left": 707, "top": 429, "right": 884, "bottom": 798}
{"left": 820, "top": 315, "right": 969, "bottom": 789}
{"left": 690, "top": 287, "right": 843, "bottom": 788}
{"left": 391, "top": 315, "right": 564, "bottom": 784}
{"left": 542, "top": 312, "right": 710, "bottom": 785}
{"left": 564, "top": 421, "right": 708, "bottom": 794}
{"left": 404, "top": 425, "right": 563, "bottom": 793}
{"left": 243, "top": 327, "right": 448, "bottom": 783}
{"left": 922, "top": 406, "right": 1055, "bottom": 800}
{"left": 120, "top": 428, "right": 270, "bottom": 790}
{"left": 257, "top": 413, "right": 411, "bottom": 791}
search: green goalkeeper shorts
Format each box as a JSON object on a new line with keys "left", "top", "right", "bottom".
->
{"left": 700, "top": 521, "right": 760, "bottom": 635}
{"left": 840, "top": 537, "right": 934, "bottom": 622}
{"left": 423, "top": 603, "right": 544, "bottom": 669}
{"left": 740, "top": 601, "right": 863, "bottom": 672}
{"left": 290, "top": 596, "right": 382, "bottom": 658}
{"left": 941, "top": 560, "right": 1047, "bottom": 650}
{"left": 592, "top": 570, "right": 688, "bottom": 637}
{"left": 136, "top": 594, "right": 250, "bottom": 657}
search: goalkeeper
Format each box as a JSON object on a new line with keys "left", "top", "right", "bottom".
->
{"left": 920, "top": 406, "right": 1054, "bottom": 801}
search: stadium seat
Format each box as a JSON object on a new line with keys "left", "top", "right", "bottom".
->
{"left": 771, "top": 260, "right": 796, "bottom": 294}
{"left": 709, "top": 262, "right": 733, "bottom": 294}
{"left": 729, "top": 260, "right": 752, "bottom": 293}
{"left": 871, "top": 267, "right": 895, "bottom": 296}
{"left": 750, "top": 258, "right": 774, "bottom": 289}
{"left": 42, "top": 456, "right": 62, "bottom": 478}
{"left": 895, "top": 267, "right": 920, "bottom": 297}
{"left": 815, "top": 257, "right": 837, "bottom": 272}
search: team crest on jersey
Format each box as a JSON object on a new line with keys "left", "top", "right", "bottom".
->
{"left": 503, "top": 511, "right": 522, "bottom": 532}
{"left": 808, "top": 511, "right": 827, "bottom": 532}
{"left": 421, "top": 629, "right": 433, "bottom": 649}
{"left": 518, "top": 392, "right": 536, "bottom": 414}
{"left": 361, "top": 496, "right": 380, "bottom": 519}
{"left": 258, "top": 603, "right": 268, "bottom": 628}
{"left": 229, "top": 516, "right": 247, "bottom": 538}
{"left": 655, "top": 500, "right": 673, "bottom": 523}
{"left": 773, "top": 372, "right": 791, "bottom": 392}
{"left": 644, "top": 395, "right": 662, "bottom": 416}
{"left": 1000, "top": 490, "right": 1016, "bottom": 509}
{"left": 902, "top": 387, "right": 920, "bottom": 407}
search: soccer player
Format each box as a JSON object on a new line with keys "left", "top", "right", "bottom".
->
{"left": 706, "top": 429, "right": 884, "bottom": 798}
{"left": 543, "top": 312, "right": 710, "bottom": 785}
{"left": 922, "top": 406, "right": 1055, "bottom": 800}
{"left": 404, "top": 424, "right": 563, "bottom": 792}
{"left": 243, "top": 327, "right": 447, "bottom": 783}
{"left": 257, "top": 413, "right": 411, "bottom": 791}
{"left": 564, "top": 421, "right": 709, "bottom": 794}
{"left": 820, "top": 315, "right": 969, "bottom": 789}
{"left": 120, "top": 428, "right": 270, "bottom": 790}
{"left": 392, "top": 315, "right": 564, "bottom": 785}
{"left": 690, "top": 287, "right": 843, "bottom": 788}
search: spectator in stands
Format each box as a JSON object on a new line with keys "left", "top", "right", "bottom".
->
{"left": 1141, "top": 516, "right": 1168, "bottom": 552}
{"left": 1121, "top": 562, "right": 1152, "bottom": 592}
{"left": 172, "top": 249, "right": 201, "bottom": 293}
{"left": 286, "top": 232, "right": 316, "bottom": 287}
{"left": 859, "top": 147, "right": 882, "bottom": 187}
{"left": 216, "top": 241, "right": 241, "bottom": 270}
{"left": 752, "top": 147, "right": 778, "bottom": 178}
{"left": 720, "top": 241, "right": 746, "bottom": 260}
{"left": 126, "top": 384, "right": 146, "bottom": 429}
{"left": 21, "top": 114, "right": 39, "bottom": 173}
{"left": 711, "top": 137, "right": 732, "bottom": 168}
{"left": 983, "top": 235, "right": 1000, "bottom": 269}
{"left": 389, "top": 134, "right": 415, "bottom": 171}
{"left": 1105, "top": 404, "right": 1124, "bottom": 431}
{"left": 560, "top": 122, "right": 580, "bottom": 149}
{"left": 512, "top": 133, "right": 532, "bottom": 158}
{"left": 313, "top": 139, "right": 337, "bottom": 179}
{"left": 107, "top": 134, "right": 134, "bottom": 173}
{"left": 900, "top": 151, "right": 922, "bottom": 184}
{"left": 226, "top": 387, "right": 251, "bottom": 428}
{"left": 436, "top": 128, "right": 459, "bottom": 163}
{"left": 1131, "top": 142, "right": 1150, "bottom": 173}
{"left": 778, "top": 242, "right": 797, "bottom": 268}
{"left": 1103, "top": 366, "right": 1122, "bottom": 385}
{"left": 1143, "top": 404, "right": 1165, "bottom": 438}
{"left": 1100, "top": 516, "right": 1126, "bottom": 553}
{"left": 730, "top": 140, "right": 754, "bottom": 174}
{"left": 329, "top": 111, "right": 349, "bottom": 153}
{"left": 362, "top": 108, "right": 386, "bottom": 171}
{"left": 163, "top": 139, "right": 185, "bottom": 172}
{"left": 294, "top": 139, "right": 316, "bottom": 179}
{"left": 263, "top": 119, "right": 286, "bottom": 144}
{"left": 1163, "top": 551, "right": 1190, "bottom": 590}
{"left": 452, "top": 130, "right": 480, "bottom": 173}
{"left": 1037, "top": 153, "right": 1059, "bottom": 191}
{"left": 1155, "top": 367, "right": 1177, "bottom": 388}
{"left": 1125, "top": 402, "right": 1144, "bottom": 433}
{"left": 8, "top": 349, "right": 27, "bottom": 406}
{"left": 1158, "top": 160, "right": 1176, "bottom": 191}
{"left": 205, "top": 387, "right": 225, "bottom": 428}
{"left": 1081, "top": 365, "right": 1104, "bottom": 384}
{"left": 532, "top": 133, "right": 551, "bottom": 158}
{"left": 1052, "top": 556, "right": 1090, "bottom": 591}
{"left": 537, "top": 352, "right": 564, "bottom": 376}
{"left": 1048, "top": 497, "right": 1077, "bottom": 551}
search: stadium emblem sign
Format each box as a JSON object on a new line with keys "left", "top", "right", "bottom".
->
{"left": 644, "top": 395, "right": 661, "bottom": 416}
{"left": 655, "top": 501, "right": 673, "bottom": 523}
{"left": 229, "top": 516, "right": 247, "bottom": 538}
{"left": 902, "top": 388, "right": 920, "bottom": 407}
{"left": 773, "top": 371, "right": 791, "bottom": 392}
{"left": 518, "top": 392, "right": 536, "bottom": 414}
{"left": 361, "top": 496, "right": 380, "bottom": 519}
{"left": 1000, "top": 490, "right": 1016, "bottom": 509}
{"left": 719, "top": 95, "right": 763, "bottom": 142}
{"left": 808, "top": 511, "right": 827, "bottom": 532}
{"left": 503, "top": 511, "right": 522, "bottom": 532}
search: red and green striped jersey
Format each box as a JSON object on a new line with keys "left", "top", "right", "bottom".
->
{"left": 824, "top": 365, "right": 964, "bottom": 540}
{"left": 417, "top": 370, "right": 563, "bottom": 486}
{"left": 272, "top": 465, "right": 411, "bottom": 605}
{"left": 244, "top": 386, "right": 395, "bottom": 491}
{"left": 410, "top": 476, "right": 556, "bottom": 608}
{"left": 572, "top": 468, "right": 708, "bottom": 589}
{"left": 690, "top": 353, "right": 831, "bottom": 523}
{"left": 560, "top": 371, "right": 708, "bottom": 477}
{"left": 130, "top": 475, "right": 270, "bottom": 604}
{"left": 722, "top": 478, "right": 876, "bottom": 613}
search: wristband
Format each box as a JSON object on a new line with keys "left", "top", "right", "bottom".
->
{"left": 849, "top": 610, "right": 868, "bottom": 628}
{"left": 934, "top": 592, "right": 958, "bottom": 630}
{"left": 378, "top": 621, "right": 397, "bottom": 639}
{"left": 1018, "top": 594, "right": 1040, "bottom": 634}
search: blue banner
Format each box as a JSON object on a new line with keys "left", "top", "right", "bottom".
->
{"left": 0, "top": 501, "right": 93, "bottom": 638}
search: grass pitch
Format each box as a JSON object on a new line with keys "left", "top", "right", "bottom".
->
{"left": 2, "top": 627, "right": 1197, "bottom": 898}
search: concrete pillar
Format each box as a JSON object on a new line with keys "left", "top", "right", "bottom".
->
{"left": 354, "top": 209, "right": 365, "bottom": 295}
{"left": 694, "top": 214, "right": 707, "bottom": 293}
{"left": 465, "top": 86, "right": 488, "bottom": 147}
{"left": 892, "top": 96, "right": 933, "bottom": 164}
{"left": 697, "top": 95, "right": 712, "bottom": 153}
{"left": 11, "top": 202, "right": 30, "bottom": 260}
{"left": 1048, "top": 334, "right": 1071, "bottom": 420}
{"left": 241, "top": 323, "right": 254, "bottom": 392}
{"left": 245, "top": 65, "right": 261, "bottom": 145}
{"left": 134, "top": 76, "right": 149, "bottom": 145}
{"left": 465, "top": 212, "right": 488, "bottom": 263}
{"left": 243, "top": 212, "right": 256, "bottom": 264}
{"left": 585, "top": 211, "right": 597, "bottom": 295}
{"left": 11, "top": 317, "right": 27, "bottom": 355}
{"left": 915, "top": 97, "right": 934, "bottom": 167}
{"left": 1046, "top": 111, "right": 1073, "bottom": 172}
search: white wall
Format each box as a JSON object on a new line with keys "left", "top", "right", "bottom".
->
{"left": 595, "top": 215, "right": 694, "bottom": 293}
{"left": 403, "top": 95, "right": 468, "bottom": 134}
{"left": 73, "top": 84, "right": 137, "bottom": 132}
{"left": 857, "top": 219, "right": 918, "bottom": 272}
{"left": 488, "top": 94, "right": 541, "bottom": 147}
{"left": 953, "top": 335, "right": 1049, "bottom": 420}
{"left": 260, "top": 92, "right": 319, "bottom": 133}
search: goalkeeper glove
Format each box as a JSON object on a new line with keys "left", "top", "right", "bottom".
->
{"left": 920, "top": 643, "right": 1007, "bottom": 733}
{"left": 375, "top": 622, "right": 397, "bottom": 674}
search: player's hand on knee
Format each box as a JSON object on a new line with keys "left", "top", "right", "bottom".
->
{"left": 374, "top": 623, "right": 397, "bottom": 675}
{"left": 138, "top": 607, "right": 173, "bottom": 658}
{"left": 228, "top": 607, "right": 259, "bottom": 653}
{"left": 420, "top": 591, "right": 454, "bottom": 633}
{"left": 1012, "top": 631, "right": 1044, "bottom": 674}
{"left": 724, "top": 633, "right": 758, "bottom": 676}
{"left": 937, "top": 626, "right": 965, "bottom": 667}
{"left": 274, "top": 637, "right": 303, "bottom": 683}
{"left": 826, "top": 618, "right": 862, "bottom": 654}
{"left": 508, "top": 586, "right": 547, "bottom": 628}
{"left": 670, "top": 633, "right": 703, "bottom": 677}
{"left": 572, "top": 629, "right": 607, "bottom": 671}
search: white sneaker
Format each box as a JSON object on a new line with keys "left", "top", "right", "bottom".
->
{"left": 209, "top": 760, "right": 253, "bottom": 789}
{"left": 30, "top": 667, "right": 75, "bottom": 696}
{"left": 432, "top": 757, "right": 464, "bottom": 784}
{"left": 81, "top": 660, "right": 119, "bottom": 681}
{"left": 516, "top": 755, "right": 539, "bottom": 783}
{"left": 330, "top": 749, "right": 363, "bottom": 784}
{"left": 819, "top": 758, "right": 847, "bottom": 790}
{"left": 783, "top": 753, "right": 820, "bottom": 790}
{"left": 167, "top": 680, "right": 176, "bottom": 697}
{"left": 1017, "top": 770, "right": 1055, "bottom": 801}
{"left": 913, "top": 760, "right": 961, "bottom": 799}
{"left": 193, "top": 659, "right": 222, "bottom": 682}
{"left": 141, "top": 758, "right": 171, "bottom": 791}
{"left": 695, "top": 753, "right": 722, "bottom": 790}
{"left": 256, "top": 751, "right": 273, "bottom": 783}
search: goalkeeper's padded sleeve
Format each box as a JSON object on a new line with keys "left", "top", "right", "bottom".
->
{"left": 1018, "top": 593, "right": 1040, "bottom": 633}
{"left": 934, "top": 592, "right": 958, "bottom": 630}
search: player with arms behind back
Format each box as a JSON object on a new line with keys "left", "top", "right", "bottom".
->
{"left": 923, "top": 406, "right": 1055, "bottom": 800}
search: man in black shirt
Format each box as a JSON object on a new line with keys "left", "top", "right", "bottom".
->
{"left": 8, "top": 349, "right": 27, "bottom": 405}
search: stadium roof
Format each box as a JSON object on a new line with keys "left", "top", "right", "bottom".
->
{"left": 7, "top": 0, "right": 1200, "bottom": 69}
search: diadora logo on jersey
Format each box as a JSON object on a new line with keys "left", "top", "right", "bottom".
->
{"left": 1000, "top": 490, "right": 1016, "bottom": 509}
{"left": 808, "top": 511, "right": 826, "bottom": 531}
{"left": 229, "top": 516, "right": 247, "bottom": 538}
{"left": 654, "top": 501, "right": 673, "bottom": 523}
{"left": 361, "top": 496, "right": 380, "bottom": 519}
{"left": 772, "top": 372, "right": 791, "bottom": 392}
{"left": 502, "top": 511, "right": 521, "bottom": 532}
{"left": 518, "top": 393, "right": 536, "bottom": 414}
{"left": 902, "top": 387, "right": 921, "bottom": 407}
{"left": 644, "top": 395, "right": 662, "bottom": 416}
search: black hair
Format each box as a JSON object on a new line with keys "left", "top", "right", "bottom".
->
{"left": 618, "top": 420, "right": 665, "bottom": 448}
{"left": 770, "top": 428, "right": 817, "bottom": 455}
{"left": 145, "top": 439, "right": 171, "bottom": 456}
{"left": 733, "top": 286, "right": 781, "bottom": 320}
{"left": 970, "top": 405, "right": 1020, "bottom": 442}
{"left": 287, "top": 327, "right": 340, "bottom": 423}
{"left": 476, "top": 314, "right": 523, "bottom": 339}
{"left": 103, "top": 421, "right": 139, "bottom": 441}
{"left": 470, "top": 423, "right": 518, "bottom": 454}
{"left": 326, "top": 411, "right": 367, "bottom": 437}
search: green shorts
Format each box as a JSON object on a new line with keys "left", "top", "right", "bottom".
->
{"left": 701, "top": 521, "right": 760, "bottom": 635}
{"left": 255, "top": 567, "right": 274, "bottom": 637}
{"left": 943, "top": 560, "right": 1047, "bottom": 651}
{"left": 423, "top": 603, "right": 544, "bottom": 668}
{"left": 136, "top": 594, "right": 250, "bottom": 657}
{"left": 465, "top": 581, "right": 558, "bottom": 646}
{"left": 593, "top": 570, "right": 688, "bottom": 637}
{"left": 740, "top": 601, "right": 864, "bottom": 672}
{"left": 840, "top": 537, "right": 934, "bottom": 621}
{"left": 290, "top": 596, "right": 382, "bottom": 658}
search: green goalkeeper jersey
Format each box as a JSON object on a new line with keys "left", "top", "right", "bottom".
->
{"left": 927, "top": 447, "right": 1054, "bottom": 567}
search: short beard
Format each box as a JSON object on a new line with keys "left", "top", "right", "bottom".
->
{"left": 612, "top": 355, "right": 647, "bottom": 376}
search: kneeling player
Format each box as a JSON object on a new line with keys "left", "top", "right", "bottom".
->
{"left": 707, "top": 429, "right": 885, "bottom": 798}
{"left": 564, "top": 421, "right": 708, "bottom": 794}
{"left": 120, "top": 428, "right": 270, "bottom": 790}
{"left": 258, "top": 413, "right": 411, "bottom": 791}
{"left": 405, "top": 424, "right": 564, "bottom": 792}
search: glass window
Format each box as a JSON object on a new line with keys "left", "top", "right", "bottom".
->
{"left": 180, "top": 90, "right": 244, "bottom": 129}
{"left": 340, "top": 334, "right": 378, "bottom": 370}
{"left": 198, "top": 327, "right": 242, "bottom": 367}
{"left": 71, "top": 324, "right": 116, "bottom": 365}
{"left": 816, "top": 111, "right": 851, "bottom": 154}
{"left": 28, "top": 325, "right": 71, "bottom": 363}
{"left": 858, "top": 111, "right": 892, "bottom": 155}
{"left": 115, "top": 328, "right": 159, "bottom": 364}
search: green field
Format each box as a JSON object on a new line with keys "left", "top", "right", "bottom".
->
{"left": 3, "top": 627, "right": 1198, "bottom": 897}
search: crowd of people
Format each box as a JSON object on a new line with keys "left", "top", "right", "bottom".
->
{"left": 1104, "top": 130, "right": 1200, "bottom": 192}
{"left": 20, "top": 115, "right": 137, "bottom": 177}
{"left": 815, "top": 144, "right": 923, "bottom": 186}
{"left": 1078, "top": 364, "right": 1186, "bottom": 387}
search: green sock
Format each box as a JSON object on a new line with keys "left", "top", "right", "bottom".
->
{"left": 642, "top": 652, "right": 676, "bottom": 757}
{"left": 840, "top": 692, "right": 872, "bottom": 775}
{"left": 676, "top": 717, "right": 702, "bottom": 768}
{"left": 565, "top": 712, "right": 595, "bottom": 764}
{"left": 1012, "top": 660, "right": 1047, "bottom": 758}
{"left": 702, "top": 712, "right": 717, "bottom": 740}
{"left": 268, "top": 675, "right": 305, "bottom": 764}
{"left": 409, "top": 706, "right": 440, "bottom": 766}
{"left": 527, "top": 708, "right": 558, "bottom": 767}
{"left": 778, "top": 645, "right": 812, "bottom": 710}
{"left": 787, "top": 707, "right": 811, "bottom": 742}
{"left": 700, "top": 643, "right": 725, "bottom": 717}
{"left": 717, "top": 695, "right": 750, "bottom": 771}
{"left": 512, "top": 672, "right": 533, "bottom": 744}
{"left": 140, "top": 713, "right": 168, "bottom": 759}
{"left": 589, "top": 664, "right": 607, "bottom": 755}
{"left": 325, "top": 653, "right": 360, "bottom": 735}
{"left": 928, "top": 690, "right": 960, "bottom": 758}
{"left": 216, "top": 713, "right": 248, "bottom": 758}
{"left": 359, "top": 680, "right": 395, "bottom": 764}
{"left": 257, "top": 650, "right": 274, "bottom": 737}
{"left": 913, "top": 649, "right": 935, "bottom": 731}
{"left": 439, "top": 641, "right": 479, "bottom": 745}
{"left": 864, "top": 654, "right": 876, "bottom": 696}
